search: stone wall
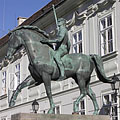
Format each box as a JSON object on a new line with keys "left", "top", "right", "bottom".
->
{"left": 11, "top": 113, "right": 110, "bottom": 120}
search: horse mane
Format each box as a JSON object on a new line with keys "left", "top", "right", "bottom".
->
{"left": 8, "top": 25, "right": 54, "bottom": 49}
{"left": 8, "top": 25, "right": 49, "bottom": 38}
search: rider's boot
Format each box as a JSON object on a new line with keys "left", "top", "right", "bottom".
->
{"left": 54, "top": 56, "right": 66, "bottom": 81}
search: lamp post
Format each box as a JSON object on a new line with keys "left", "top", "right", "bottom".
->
{"left": 32, "top": 99, "right": 39, "bottom": 113}
{"left": 111, "top": 73, "right": 120, "bottom": 118}
{"left": 111, "top": 74, "right": 120, "bottom": 102}
{"left": 111, "top": 73, "right": 120, "bottom": 91}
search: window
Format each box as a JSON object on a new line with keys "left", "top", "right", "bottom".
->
{"left": 103, "top": 93, "right": 118, "bottom": 120}
{"left": 73, "top": 99, "right": 86, "bottom": 115}
{"left": 15, "top": 63, "right": 20, "bottom": 86}
{"left": 78, "top": 100, "right": 86, "bottom": 115}
{"left": 8, "top": 63, "right": 20, "bottom": 102}
{"left": 53, "top": 105, "right": 61, "bottom": 114}
{"left": 72, "top": 30, "right": 83, "bottom": 53}
{"left": 79, "top": 100, "right": 85, "bottom": 115}
{"left": 9, "top": 73, "right": 19, "bottom": 91}
{"left": 99, "top": 14, "right": 114, "bottom": 56}
{"left": 9, "top": 63, "right": 21, "bottom": 90}
{"left": 1, "top": 71, "right": 7, "bottom": 95}
{"left": 1, "top": 117, "right": 7, "bottom": 120}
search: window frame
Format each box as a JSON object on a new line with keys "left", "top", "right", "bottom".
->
{"left": 71, "top": 27, "right": 84, "bottom": 54}
{"left": 41, "top": 103, "right": 61, "bottom": 114}
{"left": 98, "top": 11, "right": 115, "bottom": 56}
{"left": 1, "top": 70, "right": 7, "bottom": 96}
{"left": 73, "top": 97, "right": 86, "bottom": 115}
{"left": 15, "top": 63, "right": 21, "bottom": 86}
{"left": 79, "top": 99, "right": 86, "bottom": 115}
{"left": 54, "top": 105, "right": 61, "bottom": 114}
{"left": 102, "top": 91, "right": 118, "bottom": 120}
{"left": 1, "top": 116, "right": 7, "bottom": 120}
{"left": 8, "top": 63, "right": 21, "bottom": 91}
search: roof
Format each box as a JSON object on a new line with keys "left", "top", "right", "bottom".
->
{"left": 0, "top": 0, "right": 66, "bottom": 47}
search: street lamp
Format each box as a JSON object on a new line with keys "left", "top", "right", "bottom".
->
{"left": 111, "top": 73, "right": 120, "bottom": 103}
{"left": 111, "top": 73, "right": 120, "bottom": 91}
{"left": 111, "top": 73, "right": 120, "bottom": 118}
{"left": 32, "top": 99, "right": 39, "bottom": 113}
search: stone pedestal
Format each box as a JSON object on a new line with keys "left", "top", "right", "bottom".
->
{"left": 11, "top": 113, "right": 110, "bottom": 120}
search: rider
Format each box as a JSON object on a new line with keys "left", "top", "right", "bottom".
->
{"left": 42, "top": 18, "right": 71, "bottom": 81}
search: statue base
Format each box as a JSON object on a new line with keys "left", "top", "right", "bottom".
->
{"left": 11, "top": 113, "right": 110, "bottom": 120}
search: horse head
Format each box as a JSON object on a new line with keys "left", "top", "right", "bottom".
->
{"left": 6, "top": 31, "right": 23, "bottom": 60}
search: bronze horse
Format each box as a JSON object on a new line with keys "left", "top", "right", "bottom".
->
{"left": 6, "top": 26, "right": 114, "bottom": 114}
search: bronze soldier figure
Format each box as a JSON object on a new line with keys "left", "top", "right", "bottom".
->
{"left": 42, "top": 18, "right": 71, "bottom": 81}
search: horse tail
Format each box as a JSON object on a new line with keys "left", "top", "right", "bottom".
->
{"left": 91, "top": 54, "right": 113, "bottom": 83}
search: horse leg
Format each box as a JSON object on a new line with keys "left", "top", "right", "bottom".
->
{"left": 42, "top": 72, "right": 55, "bottom": 114}
{"left": 73, "top": 75, "right": 87, "bottom": 113}
{"left": 9, "top": 75, "right": 35, "bottom": 107}
{"left": 87, "top": 85, "right": 99, "bottom": 115}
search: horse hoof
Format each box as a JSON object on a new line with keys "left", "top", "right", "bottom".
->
{"left": 73, "top": 111, "right": 79, "bottom": 115}
{"left": 9, "top": 101, "right": 15, "bottom": 107}
{"left": 57, "top": 76, "right": 66, "bottom": 81}
{"left": 73, "top": 102, "right": 79, "bottom": 113}
{"left": 47, "top": 108, "right": 55, "bottom": 114}
{"left": 93, "top": 111, "right": 99, "bottom": 115}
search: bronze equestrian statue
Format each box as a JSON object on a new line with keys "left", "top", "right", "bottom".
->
{"left": 6, "top": 24, "right": 115, "bottom": 114}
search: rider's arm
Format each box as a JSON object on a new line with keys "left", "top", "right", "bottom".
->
{"left": 42, "top": 28, "right": 66, "bottom": 43}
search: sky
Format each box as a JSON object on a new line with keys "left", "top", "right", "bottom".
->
{"left": 0, "top": 0, "right": 52, "bottom": 38}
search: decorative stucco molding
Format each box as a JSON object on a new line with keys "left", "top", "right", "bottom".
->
{"left": 66, "top": 11, "right": 87, "bottom": 28}
{"left": 85, "top": 0, "right": 116, "bottom": 18}
{"left": 97, "top": 0, "right": 116, "bottom": 6}
{"left": 66, "top": 0, "right": 116, "bottom": 28}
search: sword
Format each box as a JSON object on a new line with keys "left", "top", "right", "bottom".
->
{"left": 52, "top": 4, "right": 59, "bottom": 30}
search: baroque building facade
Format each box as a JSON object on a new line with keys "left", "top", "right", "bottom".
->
{"left": 0, "top": 0, "right": 120, "bottom": 120}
